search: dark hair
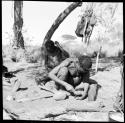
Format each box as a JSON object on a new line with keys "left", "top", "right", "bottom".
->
{"left": 45, "top": 40, "right": 55, "bottom": 48}
{"left": 78, "top": 55, "right": 92, "bottom": 71}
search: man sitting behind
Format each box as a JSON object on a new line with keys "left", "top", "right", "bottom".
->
{"left": 48, "top": 55, "right": 97, "bottom": 101}
{"left": 43, "top": 40, "right": 69, "bottom": 72}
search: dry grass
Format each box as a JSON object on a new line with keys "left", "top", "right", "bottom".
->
{"left": 2, "top": 45, "right": 42, "bottom": 63}
{"left": 2, "top": 3, "right": 123, "bottom": 63}
{"left": 2, "top": 38, "right": 123, "bottom": 64}
{"left": 61, "top": 38, "right": 123, "bottom": 58}
{"left": 25, "top": 45, "right": 42, "bottom": 63}
{"left": 2, "top": 20, "right": 123, "bottom": 62}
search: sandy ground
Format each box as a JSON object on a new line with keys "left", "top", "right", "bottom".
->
{"left": 3, "top": 58, "right": 121, "bottom": 121}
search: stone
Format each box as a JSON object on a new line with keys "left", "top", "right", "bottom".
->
{"left": 53, "top": 91, "right": 68, "bottom": 101}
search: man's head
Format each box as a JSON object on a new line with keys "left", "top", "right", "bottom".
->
{"left": 45, "top": 40, "right": 55, "bottom": 52}
{"left": 78, "top": 55, "right": 92, "bottom": 73}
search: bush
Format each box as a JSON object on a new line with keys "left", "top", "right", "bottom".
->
{"left": 25, "top": 46, "right": 42, "bottom": 63}
{"left": 11, "top": 48, "right": 26, "bottom": 62}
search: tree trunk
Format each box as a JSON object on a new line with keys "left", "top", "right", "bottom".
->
{"left": 12, "top": 1, "right": 26, "bottom": 62}
{"left": 13, "top": 1, "right": 24, "bottom": 49}
{"left": 41, "top": 2, "right": 82, "bottom": 67}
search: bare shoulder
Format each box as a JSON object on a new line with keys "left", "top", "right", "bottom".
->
{"left": 65, "top": 57, "right": 78, "bottom": 62}
{"left": 60, "top": 57, "right": 77, "bottom": 67}
{"left": 49, "top": 58, "right": 72, "bottom": 74}
{"left": 49, "top": 57, "right": 77, "bottom": 74}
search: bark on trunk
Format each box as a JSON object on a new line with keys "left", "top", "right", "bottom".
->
{"left": 41, "top": 2, "right": 82, "bottom": 68}
{"left": 11, "top": 1, "right": 26, "bottom": 62}
{"left": 13, "top": 1, "right": 24, "bottom": 49}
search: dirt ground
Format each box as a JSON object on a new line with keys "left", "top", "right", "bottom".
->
{"left": 3, "top": 58, "right": 121, "bottom": 121}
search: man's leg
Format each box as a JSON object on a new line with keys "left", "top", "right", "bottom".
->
{"left": 44, "top": 67, "right": 68, "bottom": 93}
{"left": 44, "top": 80, "right": 58, "bottom": 93}
{"left": 52, "top": 67, "right": 70, "bottom": 100}
{"left": 56, "top": 67, "right": 69, "bottom": 90}
{"left": 75, "top": 83, "right": 90, "bottom": 100}
{"left": 88, "top": 84, "right": 97, "bottom": 101}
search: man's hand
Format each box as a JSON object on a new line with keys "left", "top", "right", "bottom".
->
{"left": 65, "top": 84, "right": 75, "bottom": 94}
{"left": 75, "top": 83, "right": 85, "bottom": 90}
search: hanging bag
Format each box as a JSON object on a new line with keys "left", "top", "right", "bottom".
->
{"left": 75, "top": 16, "right": 87, "bottom": 37}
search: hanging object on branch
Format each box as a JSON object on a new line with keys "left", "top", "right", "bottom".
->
{"left": 75, "top": 8, "right": 97, "bottom": 45}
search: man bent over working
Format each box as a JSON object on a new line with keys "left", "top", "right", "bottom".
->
{"left": 48, "top": 56, "right": 97, "bottom": 101}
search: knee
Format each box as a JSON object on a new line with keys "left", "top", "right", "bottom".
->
{"left": 88, "top": 84, "right": 97, "bottom": 94}
{"left": 45, "top": 80, "right": 58, "bottom": 90}
{"left": 57, "top": 67, "right": 68, "bottom": 79}
{"left": 83, "top": 83, "right": 90, "bottom": 90}
{"left": 45, "top": 80, "right": 55, "bottom": 86}
{"left": 59, "top": 67, "right": 68, "bottom": 74}
{"left": 90, "top": 84, "right": 97, "bottom": 90}
{"left": 84, "top": 83, "right": 89, "bottom": 87}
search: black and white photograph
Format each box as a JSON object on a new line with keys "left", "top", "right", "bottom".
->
{"left": 2, "top": 1, "right": 124, "bottom": 121}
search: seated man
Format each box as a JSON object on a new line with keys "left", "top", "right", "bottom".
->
{"left": 36, "top": 40, "right": 69, "bottom": 85}
{"left": 48, "top": 55, "right": 97, "bottom": 101}
{"left": 43, "top": 40, "right": 69, "bottom": 72}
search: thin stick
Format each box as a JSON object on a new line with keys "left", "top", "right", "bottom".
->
{"left": 95, "top": 46, "right": 102, "bottom": 72}
{"left": 38, "top": 85, "right": 55, "bottom": 94}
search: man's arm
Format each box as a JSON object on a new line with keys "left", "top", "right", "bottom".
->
{"left": 48, "top": 58, "right": 73, "bottom": 88}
